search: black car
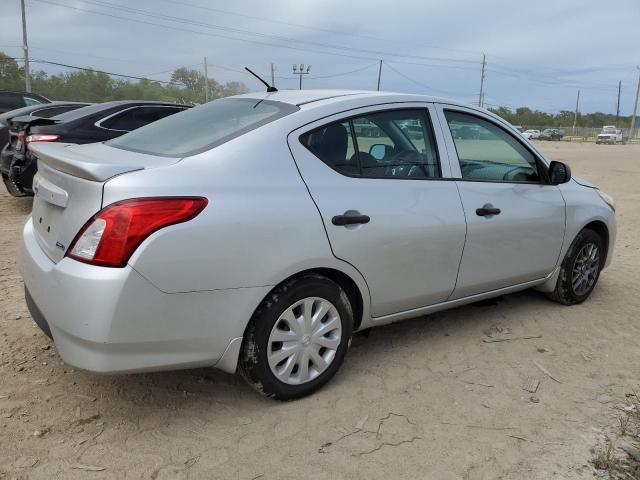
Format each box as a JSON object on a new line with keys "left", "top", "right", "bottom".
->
{"left": 539, "top": 128, "right": 564, "bottom": 141}
{"left": 0, "top": 90, "right": 50, "bottom": 114}
{"left": 0, "top": 102, "right": 90, "bottom": 151}
{"left": 1, "top": 101, "right": 190, "bottom": 196}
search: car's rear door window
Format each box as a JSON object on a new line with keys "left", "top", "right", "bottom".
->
{"left": 300, "top": 121, "right": 358, "bottom": 176}
{"left": 301, "top": 109, "right": 440, "bottom": 179}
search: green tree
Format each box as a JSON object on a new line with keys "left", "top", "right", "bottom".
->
{"left": 0, "top": 52, "right": 248, "bottom": 105}
{"left": 0, "top": 53, "right": 24, "bottom": 91}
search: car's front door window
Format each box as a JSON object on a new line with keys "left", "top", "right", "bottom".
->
{"left": 445, "top": 110, "right": 540, "bottom": 183}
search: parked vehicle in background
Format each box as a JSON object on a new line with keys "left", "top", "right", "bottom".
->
{"left": 1, "top": 101, "right": 190, "bottom": 196}
{"left": 513, "top": 125, "right": 524, "bottom": 133}
{"left": 0, "top": 90, "right": 50, "bottom": 114}
{"left": 539, "top": 128, "right": 564, "bottom": 141}
{"left": 1, "top": 102, "right": 91, "bottom": 195}
{"left": 522, "top": 129, "right": 541, "bottom": 139}
{"left": 21, "top": 90, "right": 616, "bottom": 400}
{"left": 1, "top": 102, "right": 90, "bottom": 152}
{"left": 596, "top": 126, "right": 624, "bottom": 144}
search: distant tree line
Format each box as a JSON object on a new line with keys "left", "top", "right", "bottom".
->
{"left": 0, "top": 52, "right": 247, "bottom": 104}
{"left": 0, "top": 52, "right": 632, "bottom": 128}
{"left": 488, "top": 105, "right": 632, "bottom": 129}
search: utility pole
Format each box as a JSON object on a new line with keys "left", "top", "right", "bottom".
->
{"left": 270, "top": 63, "right": 276, "bottom": 89}
{"left": 616, "top": 80, "right": 621, "bottom": 125}
{"left": 478, "top": 53, "right": 486, "bottom": 108}
{"left": 572, "top": 90, "right": 580, "bottom": 135}
{"left": 20, "top": 0, "right": 31, "bottom": 92}
{"left": 629, "top": 68, "right": 640, "bottom": 141}
{"left": 377, "top": 60, "right": 382, "bottom": 91}
{"left": 292, "top": 64, "right": 310, "bottom": 90}
{"left": 203, "top": 57, "right": 209, "bottom": 102}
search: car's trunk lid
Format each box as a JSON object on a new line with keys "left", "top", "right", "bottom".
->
{"left": 29, "top": 142, "right": 181, "bottom": 263}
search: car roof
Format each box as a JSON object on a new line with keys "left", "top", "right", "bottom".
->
{"left": 93, "top": 100, "right": 192, "bottom": 107}
{"left": 231, "top": 89, "right": 467, "bottom": 109}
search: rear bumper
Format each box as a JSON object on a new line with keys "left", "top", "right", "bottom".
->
{"left": 21, "top": 217, "right": 269, "bottom": 374}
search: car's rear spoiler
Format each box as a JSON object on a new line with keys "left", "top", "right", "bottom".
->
{"left": 29, "top": 142, "right": 180, "bottom": 182}
{"left": 29, "top": 142, "right": 144, "bottom": 181}
{"left": 8, "top": 115, "right": 58, "bottom": 132}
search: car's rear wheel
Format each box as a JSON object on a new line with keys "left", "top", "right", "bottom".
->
{"left": 239, "top": 273, "right": 353, "bottom": 400}
{"left": 548, "top": 228, "right": 604, "bottom": 305}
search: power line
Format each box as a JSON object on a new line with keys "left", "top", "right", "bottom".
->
{"left": 273, "top": 62, "right": 379, "bottom": 81}
{"left": 32, "top": 0, "right": 481, "bottom": 67}
{"left": 153, "top": 0, "right": 486, "bottom": 60}
{"left": 20, "top": 57, "right": 186, "bottom": 85}
{"left": 382, "top": 62, "right": 472, "bottom": 97}
{"left": 81, "top": 0, "right": 482, "bottom": 65}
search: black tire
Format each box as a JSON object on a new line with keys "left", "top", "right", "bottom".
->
{"left": 239, "top": 273, "right": 353, "bottom": 400}
{"left": 2, "top": 174, "right": 27, "bottom": 197}
{"left": 547, "top": 228, "right": 604, "bottom": 305}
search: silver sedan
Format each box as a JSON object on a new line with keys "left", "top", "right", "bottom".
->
{"left": 21, "top": 90, "right": 616, "bottom": 399}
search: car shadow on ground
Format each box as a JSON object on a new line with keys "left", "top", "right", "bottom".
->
{"left": 58, "top": 288, "right": 550, "bottom": 415}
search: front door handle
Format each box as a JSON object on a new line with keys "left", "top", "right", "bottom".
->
{"left": 476, "top": 205, "right": 501, "bottom": 216}
{"left": 332, "top": 212, "right": 370, "bottom": 226}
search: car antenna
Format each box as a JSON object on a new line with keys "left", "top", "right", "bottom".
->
{"left": 244, "top": 67, "right": 277, "bottom": 93}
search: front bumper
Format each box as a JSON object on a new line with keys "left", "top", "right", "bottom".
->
{"left": 21, "top": 217, "right": 270, "bottom": 374}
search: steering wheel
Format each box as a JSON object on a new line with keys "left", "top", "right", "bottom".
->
{"left": 386, "top": 150, "right": 429, "bottom": 177}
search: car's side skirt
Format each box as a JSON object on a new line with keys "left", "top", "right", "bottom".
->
{"left": 364, "top": 269, "right": 557, "bottom": 328}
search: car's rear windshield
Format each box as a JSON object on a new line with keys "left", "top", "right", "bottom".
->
{"left": 107, "top": 98, "right": 299, "bottom": 157}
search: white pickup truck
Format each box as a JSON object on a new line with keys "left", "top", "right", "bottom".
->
{"left": 596, "top": 126, "right": 624, "bottom": 144}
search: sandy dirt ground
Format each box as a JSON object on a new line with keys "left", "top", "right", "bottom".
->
{"left": 0, "top": 142, "right": 639, "bottom": 479}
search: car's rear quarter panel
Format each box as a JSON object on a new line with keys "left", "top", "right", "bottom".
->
{"left": 103, "top": 121, "right": 367, "bottom": 297}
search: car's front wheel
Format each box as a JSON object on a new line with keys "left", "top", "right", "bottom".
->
{"left": 240, "top": 273, "right": 353, "bottom": 400}
{"left": 548, "top": 228, "right": 604, "bottom": 305}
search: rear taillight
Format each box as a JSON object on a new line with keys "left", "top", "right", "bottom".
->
{"left": 26, "top": 133, "right": 60, "bottom": 143}
{"left": 67, "top": 197, "right": 207, "bottom": 268}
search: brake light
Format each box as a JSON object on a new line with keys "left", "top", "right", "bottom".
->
{"left": 26, "top": 133, "right": 60, "bottom": 143}
{"left": 67, "top": 197, "right": 207, "bottom": 268}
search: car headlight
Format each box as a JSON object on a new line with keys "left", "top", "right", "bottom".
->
{"left": 597, "top": 190, "right": 615, "bottom": 212}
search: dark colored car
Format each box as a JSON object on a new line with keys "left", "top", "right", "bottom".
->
{"left": 0, "top": 102, "right": 90, "bottom": 150}
{"left": 0, "top": 90, "right": 50, "bottom": 114}
{"left": 1, "top": 101, "right": 190, "bottom": 196}
{"left": 539, "top": 128, "right": 564, "bottom": 141}
{"left": 1, "top": 102, "right": 91, "bottom": 195}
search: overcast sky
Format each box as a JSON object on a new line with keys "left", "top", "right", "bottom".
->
{"left": 1, "top": 0, "right": 639, "bottom": 114}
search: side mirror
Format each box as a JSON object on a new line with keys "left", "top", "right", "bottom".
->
{"left": 369, "top": 144, "right": 387, "bottom": 160}
{"left": 548, "top": 161, "right": 571, "bottom": 185}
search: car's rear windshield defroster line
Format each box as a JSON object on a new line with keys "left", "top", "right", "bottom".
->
{"left": 107, "top": 98, "right": 299, "bottom": 158}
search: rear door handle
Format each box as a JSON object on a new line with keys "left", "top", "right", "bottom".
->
{"left": 476, "top": 205, "right": 501, "bottom": 216}
{"left": 332, "top": 213, "right": 370, "bottom": 226}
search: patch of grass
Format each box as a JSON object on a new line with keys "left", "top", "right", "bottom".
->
{"left": 591, "top": 439, "right": 622, "bottom": 472}
{"left": 591, "top": 391, "right": 640, "bottom": 479}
